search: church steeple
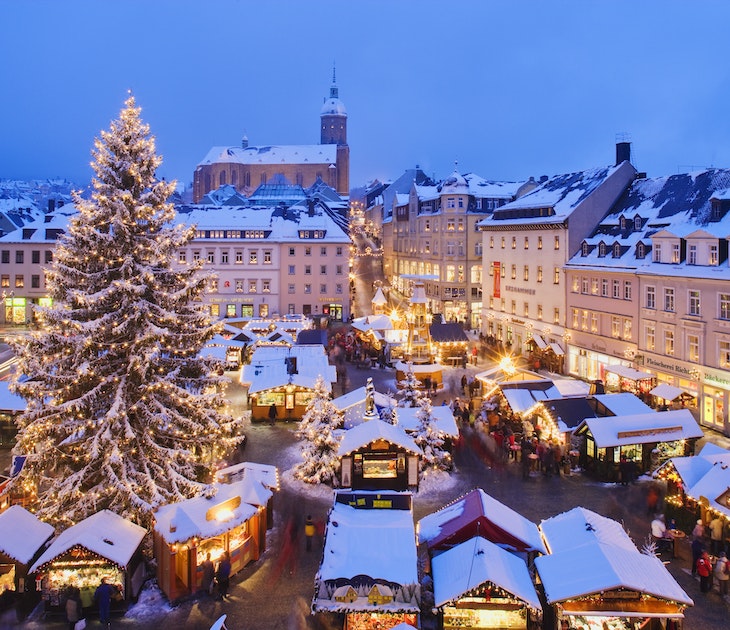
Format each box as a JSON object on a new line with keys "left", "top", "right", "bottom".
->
{"left": 329, "top": 64, "right": 339, "bottom": 100}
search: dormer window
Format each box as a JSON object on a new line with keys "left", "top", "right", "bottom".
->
{"left": 612, "top": 242, "right": 621, "bottom": 258}
{"left": 634, "top": 215, "right": 642, "bottom": 230}
{"left": 710, "top": 244, "right": 719, "bottom": 265}
{"left": 620, "top": 216, "right": 627, "bottom": 230}
{"left": 653, "top": 243, "right": 662, "bottom": 262}
{"left": 598, "top": 242, "right": 607, "bottom": 257}
{"left": 636, "top": 242, "right": 646, "bottom": 259}
{"left": 581, "top": 242, "right": 589, "bottom": 257}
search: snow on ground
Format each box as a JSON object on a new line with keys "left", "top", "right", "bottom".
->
{"left": 125, "top": 583, "right": 174, "bottom": 621}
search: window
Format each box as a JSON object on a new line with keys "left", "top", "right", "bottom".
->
{"left": 581, "top": 242, "right": 589, "bottom": 256}
{"left": 288, "top": 283, "right": 295, "bottom": 294}
{"left": 235, "top": 279, "right": 243, "bottom": 293}
{"left": 262, "top": 279, "right": 271, "bottom": 293}
{"left": 523, "top": 302, "right": 529, "bottom": 317}
{"left": 537, "top": 236, "right": 543, "bottom": 250}
{"left": 447, "top": 219, "right": 455, "bottom": 231}
{"left": 591, "top": 313, "right": 598, "bottom": 332}
{"left": 671, "top": 243, "right": 680, "bottom": 263}
{"left": 447, "top": 198, "right": 455, "bottom": 209}
{"left": 537, "top": 266, "right": 543, "bottom": 283}
{"left": 0, "top": 251, "right": 8, "bottom": 264}
{"left": 14, "top": 275, "right": 23, "bottom": 288}
{"left": 653, "top": 243, "right": 662, "bottom": 262}
{"left": 523, "top": 266, "right": 529, "bottom": 281}
{"left": 304, "top": 284, "right": 312, "bottom": 294}
{"left": 572, "top": 277, "right": 580, "bottom": 293}
{"left": 235, "top": 250, "right": 244, "bottom": 264}
{"left": 458, "top": 218, "right": 464, "bottom": 230}
{"left": 320, "top": 265, "right": 327, "bottom": 275}
{"left": 336, "top": 265, "right": 343, "bottom": 275}
{"left": 665, "top": 330, "right": 675, "bottom": 355}
{"left": 537, "top": 304, "right": 543, "bottom": 320}
{"left": 553, "top": 267, "right": 560, "bottom": 284}
{"left": 634, "top": 216, "right": 642, "bottom": 230}
{"left": 490, "top": 236, "right": 494, "bottom": 248}
{"left": 248, "top": 280, "right": 257, "bottom": 293}
{"left": 207, "top": 251, "right": 215, "bottom": 264}
{"left": 474, "top": 241, "right": 482, "bottom": 256}
{"left": 45, "top": 251, "right": 53, "bottom": 263}
{"left": 611, "top": 316, "right": 620, "bottom": 338}
{"left": 710, "top": 244, "right": 719, "bottom": 265}
{"left": 720, "top": 293, "right": 730, "bottom": 320}
{"left": 524, "top": 236, "right": 529, "bottom": 249}
{"left": 249, "top": 250, "right": 258, "bottom": 264}
{"left": 511, "top": 265, "right": 517, "bottom": 280}
{"left": 305, "top": 247, "right": 312, "bottom": 256}
{"left": 31, "top": 274, "right": 40, "bottom": 288}
{"left": 646, "top": 286, "right": 656, "bottom": 309}
{"left": 689, "top": 290, "right": 701, "bottom": 316}
{"left": 554, "top": 235, "right": 560, "bottom": 250}
{"left": 264, "top": 250, "right": 272, "bottom": 264}
{"left": 320, "top": 247, "right": 327, "bottom": 256}
{"left": 15, "top": 251, "right": 23, "bottom": 264}
{"left": 221, "top": 251, "right": 229, "bottom": 264}
{"left": 289, "top": 247, "right": 296, "bottom": 256}
{"left": 720, "top": 341, "right": 730, "bottom": 369}
{"left": 501, "top": 237, "right": 505, "bottom": 249}
{"left": 664, "top": 288, "right": 675, "bottom": 312}
{"left": 511, "top": 300, "right": 517, "bottom": 314}
{"left": 581, "top": 277, "right": 589, "bottom": 294}
{"left": 209, "top": 278, "right": 218, "bottom": 292}
{"left": 601, "top": 278, "right": 609, "bottom": 297}
{"left": 178, "top": 250, "right": 187, "bottom": 263}
{"left": 688, "top": 334, "right": 700, "bottom": 363}
{"left": 688, "top": 244, "right": 697, "bottom": 265}
{"left": 637, "top": 242, "right": 646, "bottom": 259}
{"left": 624, "top": 281, "right": 632, "bottom": 301}
{"left": 613, "top": 243, "right": 621, "bottom": 258}
{"left": 612, "top": 280, "right": 620, "bottom": 299}
{"left": 336, "top": 283, "right": 343, "bottom": 294}
{"left": 288, "top": 265, "right": 295, "bottom": 275}
{"left": 446, "top": 265, "right": 456, "bottom": 282}
{"left": 645, "top": 325, "right": 655, "bottom": 352}
{"left": 336, "top": 246, "right": 343, "bottom": 256}
{"left": 581, "top": 310, "right": 589, "bottom": 330}
{"left": 572, "top": 308, "right": 580, "bottom": 328}
{"left": 623, "top": 318, "right": 632, "bottom": 340}
{"left": 0, "top": 275, "right": 8, "bottom": 287}
{"left": 511, "top": 236, "right": 516, "bottom": 249}
{"left": 320, "top": 283, "right": 327, "bottom": 294}
{"left": 32, "top": 250, "right": 40, "bottom": 264}
{"left": 598, "top": 242, "right": 607, "bottom": 257}
{"left": 304, "top": 265, "right": 311, "bottom": 275}
{"left": 591, "top": 278, "right": 598, "bottom": 295}
{"left": 554, "top": 307, "right": 560, "bottom": 324}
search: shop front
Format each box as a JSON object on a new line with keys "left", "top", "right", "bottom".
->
{"left": 29, "top": 510, "right": 146, "bottom": 614}
{"left": 701, "top": 368, "right": 730, "bottom": 435}
{"left": 248, "top": 385, "right": 316, "bottom": 422}
{"left": 153, "top": 480, "right": 265, "bottom": 602}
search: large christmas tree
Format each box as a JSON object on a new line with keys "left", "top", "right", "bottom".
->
{"left": 9, "top": 95, "right": 244, "bottom": 529}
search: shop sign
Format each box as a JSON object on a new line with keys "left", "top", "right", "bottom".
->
{"left": 504, "top": 285, "right": 536, "bottom": 295}
{"left": 645, "top": 356, "right": 698, "bottom": 378}
{"left": 704, "top": 369, "right": 730, "bottom": 390}
{"left": 617, "top": 426, "right": 682, "bottom": 440}
{"left": 206, "top": 496, "right": 242, "bottom": 522}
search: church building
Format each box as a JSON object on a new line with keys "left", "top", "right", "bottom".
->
{"left": 193, "top": 72, "right": 350, "bottom": 201}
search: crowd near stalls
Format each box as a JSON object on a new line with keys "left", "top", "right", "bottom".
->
{"left": 417, "top": 489, "right": 545, "bottom": 630}
{"left": 312, "top": 491, "right": 420, "bottom": 630}
{"left": 0, "top": 506, "right": 53, "bottom": 606}
{"left": 152, "top": 477, "right": 273, "bottom": 602}
{"left": 535, "top": 507, "right": 693, "bottom": 630}
{"left": 29, "top": 510, "right": 146, "bottom": 616}
{"left": 654, "top": 443, "right": 730, "bottom": 543}
{"left": 241, "top": 344, "right": 336, "bottom": 421}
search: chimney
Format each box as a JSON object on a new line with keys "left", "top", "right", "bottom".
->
{"left": 616, "top": 141, "right": 631, "bottom": 166}
{"left": 48, "top": 199, "right": 55, "bottom": 213}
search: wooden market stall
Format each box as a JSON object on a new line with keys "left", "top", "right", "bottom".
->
{"left": 604, "top": 364, "right": 656, "bottom": 398}
{"left": 29, "top": 510, "right": 146, "bottom": 615}
{"left": 337, "top": 419, "right": 421, "bottom": 492}
{"left": 574, "top": 409, "right": 703, "bottom": 482}
{"left": 394, "top": 361, "right": 443, "bottom": 391}
{"left": 0, "top": 505, "right": 54, "bottom": 601}
{"left": 215, "top": 461, "right": 279, "bottom": 530}
{"left": 431, "top": 536, "right": 542, "bottom": 630}
{"left": 535, "top": 507, "right": 693, "bottom": 630}
{"left": 153, "top": 479, "right": 268, "bottom": 602}
{"left": 312, "top": 491, "right": 420, "bottom": 630}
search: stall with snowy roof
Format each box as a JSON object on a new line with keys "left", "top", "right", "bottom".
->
{"left": 241, "top": 344, "right": 336, "bottom": 421}
{"left": 312, "top": 490, "right": 420, "bottom": 630}
{"left": 574, "top": 408, "right": 702, "bottom": 482}
{"left": 395, "top": 405, "right": 459, "bottom": 450}
{"left": 215, "top": 461, "right": 279, "bottom": 529}
{"left": 337, "top": 417, "right": 421, "bottom": 492}
{"left": 654, "top": 442, "right": 730, "bottom": 534}
{"left": 534, "top": 507, "right": 693, "bottom": 630}
{"left": 0, "top": 505, "right": 54, "bottom": 596}
{"left": 332, "top": 385, "right": 396, "bottom": 429}
{"left": 29, "top": 509, "right": 146, "bottom": 614}
{"left": 153, "top": 479, "right": 267, "bottom": 601}
{"left": 417, "top": 488, "right": 547, "bottom": 564}
{"left": 431, "top": 535, "right": 542, "bottom": 629}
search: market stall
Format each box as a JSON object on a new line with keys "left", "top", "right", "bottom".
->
{"left": 312, "top": 491, "right": 420, "bottom": 630}
{"left": 153, "top": 479, "right": 265, "bottom": 602}
{"left": 215, "top": 461, "right": 279, "bottom": 529}
{"left": 574, "top": 409, "right": 703, "bottom": 481}
{"left": 535, "top": 507, "right": 693, "bottom": 630}
{"left": 432, "top": 536, "right": 542, "bottom": 629}
{"left": 0, "top": 505, "right": 54, "bottom": 595}
{"left": 29, "top": 510, "right": 146, "bottom": 614}
{"left": 604, "top": 364, "right": 655, "bottom": 398}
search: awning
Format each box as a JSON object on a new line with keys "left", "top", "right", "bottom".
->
{"left": 605, "top": 365, "right": 654, "bottom": 381}
{"left": 531, "top": 334, "right": 548, "bottom": 349}
{"left": 549, "top": 342, "right": 565, "bottom": 356}
{"left": 650, "top": 383, "right": 685, "bottom": 401}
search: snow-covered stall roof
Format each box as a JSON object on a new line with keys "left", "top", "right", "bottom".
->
{"left": 575, "top": 409, "right": 703, "bottom": 448}
{"left": 535, "top": 541, "right": 693, "bottom": 608}
{"left": 0, "top": 381, "right": 25, "bottom": 412}
{"left": 539, "top": 507, "right": 637, "bottom": 554}
{"left": 394, "top": 361, "right": 442, "bottom": 374}
{"left": 687, "top": 462, "right": 730, "bottom": 520}
{"left": 215, "top": 461, "right": 280, "bottom": 491}
{"left": 317, "top": 498, "right": 418, "bottom": 587}
{"left": 395, "top": 406, "right": 459, "bottom": 439}
{"left": 30, "top": 510, "right": 145, "bottom": 573}
{"left": 592, "top": 392, "right": 653, "bottom": 416}
{"left": 332, "top": 386, "right": 396, "bottom": 429}
{"left": 0, "top": 505, "right": 54, "bottom": 564}
{"left": 650, "top": 383, "right": 690, "bottom": 401}
{"left": 604, "top": 365, "right": 654, "bottom": 381}
{"left": 241, "top": 344, "right": 336, "bottom": 394}
{"left": 417, "top": 488, "right": 546, "bottom": 555}
{"left": 432, "top": 536, "right": 541, "bottom": 611}
{"left": 338, "top": 419, "right": 421, "bottom": 457}
{"left": 153, "top": 481, "right": 259, "bottom": 545}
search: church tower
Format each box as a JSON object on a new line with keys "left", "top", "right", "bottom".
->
{"left": 320, "top": 67, "right": 350, "bottom": 195}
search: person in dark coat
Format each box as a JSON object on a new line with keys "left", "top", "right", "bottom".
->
{"left": 94, "top": 578, "right": 115, "bottom": 627}
{"left": 268, "top": 403, "right": 277, "bottom": 425}
{"left": 216, "top": 551, "right": 232, "bottom": 600}
{"left": 691, "top": 536, "right": 705, "bottom": 578}
{"left": 200, "top": 553, "right": 215, "bottom": 596}
{"left": 65, "top": 586, "right": 82, "bottom": 630}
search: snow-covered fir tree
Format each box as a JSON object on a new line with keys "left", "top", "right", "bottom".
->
{"left": 397, "top": 362, "right": 425, "bottom": 408}
{"left": 413, "top": 395, "right": 451, "bottom": 472}
{"left": 8, "top": 95, "right": 244, "bottom": 529}
{"left": 293, "top": 376, "right": 342, "bottom": 486}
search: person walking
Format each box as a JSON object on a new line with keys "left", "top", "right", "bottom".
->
{"left": 268, "top": 403, "right": 278, "bottom": 425}
{"left": 691, "top": 536, "right": 705, "bottom": 577}
{"left": 65, "top": 586, "right": 82, "bottom": 630}
{"left": 713, "top": 551, "right": 729, "bottom": 598}
{"left": 696, "top": 550, "right": 713, "bottom": 593}
{"left": 94, "top": 577, "right": 114, "bottom": 628}
{"left": 200, "top": 553, "right": 215, "bottom": 596}
{"left": 216, "top": 552, "right": 232, "bottom": 600}
{"left": 305, "top": 515, "right": 315, "bottom": 552}
{"left": 709, "top": 514, "right": 724, "bottom": 555}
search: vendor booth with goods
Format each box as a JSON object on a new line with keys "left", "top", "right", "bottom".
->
{"left": 153, "top": 479, "right": 268, "bottom": 601}
{"left": 312, "top": 491, "right": 420, "bottom": 630}
{"left": 535, "top": 507, "right": 693, "bottom": 630}
{"left": 29, "top": 509, "right": 146, "bottom": 614}
{"left": 0, "top": 505, "right": 54, "bottom": 604}
{"left": 574, "top": 409, "right": 702, "bottom": 482}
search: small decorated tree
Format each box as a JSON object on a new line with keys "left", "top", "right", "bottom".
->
{"left": 414, "top": 395, "right": 451, "bottom": 472}
{"left": 294, "top": 376, "right": 342, "bottom": 486}
{"left": 397, "top": 362, "right": 425, "bottom": 408}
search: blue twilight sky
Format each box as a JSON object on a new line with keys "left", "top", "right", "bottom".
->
{"left": 2, "top": 0, "right": 730, "bottom": 192}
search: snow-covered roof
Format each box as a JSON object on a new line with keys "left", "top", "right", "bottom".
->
{"left": 592, "top": 392, "right": 653, "bottom": 416}
{"left": 0, "top": 381, "right": 26, "bottom": 411}
{"left": 432, "top": 536, "right": 541, "bottom": 611}
{"left": 501, "top": 386, "right": 561, "bottom": 414}
{"left": 215, "top": 461, "right": 279, "bottom": 491}
{"left": 417, "top": 488, "right": 546, "bottom": 555}
{"left": 317, "top": 498, "right": 418, "bottom": 585}
{"left": 604, "top": 364, "right": 655, "bottom": 381}
{"left": 535, "top": 540, "right": 693, "bottom": 606}
{"left": 371, "top": 287, "right": 387, "bottom": 305}
{"left": 0, "top": 505, "right": 54, "bottom": 565}
{"left": 338, "top": 419, "right": 421, "bottom": 457}
{"left": 540, "top": 506, "right": 636, "bottom": 554}
{"left": 153, "top": 481, "right": 259, "bottom": 545}
{"left": 393, "top": 361, "right": 442, "bottom": 374}
{"left": 198, "top": 144, "right": 337, "bottom": 168}
{"left": 395, "top": 406, "right": 459, "bottom": 439}
{"left": 332, "top": 386, "right": 396, "bottom": 429}
{"left": 30, "top": 510, "right": 146, "bottom": 573}
{"left": 241, "top": 344, "right": 336, "bottom": 394}
{"left": 650, "top": 383, "right": 689, "bottom": 401}
{"left": 576, "top": 409, "right": 703, "bottom": 448}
